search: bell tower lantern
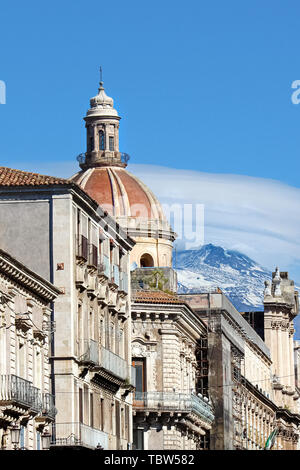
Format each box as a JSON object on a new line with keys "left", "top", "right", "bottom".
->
{"left": 79, "top": 69, "right": 128, "bottom": 170}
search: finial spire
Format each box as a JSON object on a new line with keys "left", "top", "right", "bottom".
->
{"left": 99, "top": 66, "right": 103, "bottom": 88}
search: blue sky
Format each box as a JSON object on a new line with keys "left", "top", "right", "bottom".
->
{"left": 0, "top": 0, "right": 300, "bottom": 279}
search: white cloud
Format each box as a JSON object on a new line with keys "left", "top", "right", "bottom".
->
{"left": 14, "top": 160, "right": 300, "bottom": 280}
{"left": 128, "top": 164, "right": 300, "bottom": 279}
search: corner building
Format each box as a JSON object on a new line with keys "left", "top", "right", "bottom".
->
{"left": 0, "top": 168, "right": 135, "bottom": 450}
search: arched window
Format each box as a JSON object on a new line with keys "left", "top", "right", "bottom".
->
{"left": 140, "top": 253, "right": 154, "bottom": 268}
{"left": 99, "top": 130, "right": 105, "bottom": 150}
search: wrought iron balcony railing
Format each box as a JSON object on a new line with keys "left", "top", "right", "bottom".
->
{"left": 98, "top": 255, "right": 110, "bottom": 278}
{"left": 42, "top": 392, "right": 57, "bottom": 419}
{"left": 133, "top": 391, "right": 214, "bottom": 424}
{"left": 78, "top": 342, "right": 133, "bottom": 384}
{"left": 75, "top": 234, "right": 88, "bottom": 261}
{"left": 0, "top": 374, "right": 42, "bottom": 412}
{"left": 101, "top": 346, "right": 128, "bottom": 381}
{"left": 119, "top": 271, "right": 129, "bottom": 293}
{"left": 111, "top": 264, "right": 119, "bottom": 286}
{"left": 79, "top": 339, "right": 99, "bottom": 365}
{"left": 51, "top": 422, "right": 108, "bottom": 449}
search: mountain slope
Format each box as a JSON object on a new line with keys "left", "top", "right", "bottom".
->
{"left": 174, "top": 243, "right": 300, "bottom": 339}
{"left": 174, "top": 244, "right": 271, "bottom": 312}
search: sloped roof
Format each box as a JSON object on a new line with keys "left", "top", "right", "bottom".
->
{"left": 0, "top": 167, "right": 69, "bottom": 187}
{"left": 132, "top": 290, "right": 183, "bottom": 305}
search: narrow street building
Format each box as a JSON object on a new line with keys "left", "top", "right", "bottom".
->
{"left": 0, "top": 248, "right": 59, "bottom": 449}
{"left": 180, "top": 274, "right": 300, "bottom": 450}
{"left": 0, "top": 168, "right": 135, "bottom": 449}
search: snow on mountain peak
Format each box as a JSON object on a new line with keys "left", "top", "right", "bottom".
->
{"left": 174, "top": 244, "right": 270, "bottom": 311}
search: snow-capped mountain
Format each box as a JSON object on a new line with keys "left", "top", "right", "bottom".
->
{"left": 174, "top": 244, "right": 271, "bottom": 312}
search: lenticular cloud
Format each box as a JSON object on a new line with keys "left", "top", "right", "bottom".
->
{"left": 129, "top": 164, "right": 300, "bottom": 278}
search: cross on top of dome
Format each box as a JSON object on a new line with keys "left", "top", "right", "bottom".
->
{"left": 87, "top": 68, "right": 119, "bottom": 118}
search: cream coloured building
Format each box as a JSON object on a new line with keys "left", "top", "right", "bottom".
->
{"left": 0, "top": 168, "right": 135, "bottom": 450}
{"left": 180, "top": 282, "right": 300, "bottom": 451}
{"left": 130, "top": 282, "right": 214, "bottom": 450}
{"left": 0, "top": 248, "right": 60, "bottom": 450}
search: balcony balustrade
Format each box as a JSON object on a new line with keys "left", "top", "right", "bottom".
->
{"left": 78, "top": 342, "right": 133, "bottom": 384}
{"left": 88, "top": 244, "right": 98, "bottom": 268}
{"left": 42, "top": 392, "right": 57, "bottom": 419}
{"left": 0, "top": 375, "right": 56, "bottom": 417}
{"left": 98, "top": 255, "right": 110, "bottom": 278}
{"left": 51, "top": 422, "right": 108, "bottom": 449}
{"left": 133, "top": 391, "right": 214, "bottom": 424}
{"left": 101, "top": 346, "right": 128, "bottom": 381}
{"left": 119, "top": 271, "right": 128, "bottom": 293}
{"left": 76, "top": 234, "right": 88, "bottom": 261}
{"left": 111, "top": 264, "right": 119, "bottom": 286}
{"left": 79, "top": 339, "right": 99, "bottom": 365}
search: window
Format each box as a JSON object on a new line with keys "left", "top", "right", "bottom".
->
{"left": 99, "top": 130, "right": 105, "bottom": 150}
{"left": 140, "top": 253, "right": 154, "bottom": 268}
{"left": 132, "top": 358, "right": 146, "bottom": 404}
{"left": 79, "top": 388, "right": 83, "bottom": 423}
{"left": 109, "top": 136, "right": 114, "bottom": 151}
{"left": 90, "top": 393, "right": 94, "bottom": 428}
{"left": 133, "top": 429, "right": 144, "bottom": 450}
{"left": 89, "top": 127, "right": 94, "bottom": 151}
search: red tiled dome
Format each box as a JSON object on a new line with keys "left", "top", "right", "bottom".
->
{"left": 70, "top": 166, "right": 167, "bottom": 222}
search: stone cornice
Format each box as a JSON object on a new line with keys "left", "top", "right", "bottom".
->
{"left": 131, "top": 303, "right": 207, "bottom": 340}
{"left": 0, "top": 249, "right": 60, "bottom": 303}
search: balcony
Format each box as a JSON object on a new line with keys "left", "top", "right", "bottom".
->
{"left": 98, "top": 255, "right": 110, "bottom": 278}
{"left": 78, "top": 343, "right": 133, "bottom": 385}
{"left": 111, "top": 264, "right": 119, "bottom": 287}
{"left": 76, "top": 152, "right": 130, "bottom": 170}
{"left": 119, "top": 271, "right": 129, "bottom": 293}
{"left": 131, "top": 267, "right": 178, "bottom": 293}
{"left": 42, "top": 393, "right": 57, "bottom": 419}
{"left": 76, "top": 235, "right": 88, "bottom": 262}
{"left": 79, "top": 339, "right": 99, "bottom": 365}
{"left": 88, "top": 244, "right": 98, "bottom": 269}
{"left": 133, "top": 392, "right": 214, "bottom": 425}
{"left": 51, "top": 422, "right": 108, "bottom": 449}
{"left": 101, "top": 346, "right": 128, "bottom": 381}
{"left": 0, "top": 374, "right": 42, "bottom": 413}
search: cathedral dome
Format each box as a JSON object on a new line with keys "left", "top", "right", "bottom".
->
{"left": 71, "top": 73, "right": 175, "bottom": 268}
{"left": 71, "top": 166, "right": 165, "bottom": 221}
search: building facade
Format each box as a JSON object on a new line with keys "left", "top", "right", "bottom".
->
{"left": 0, "top": 168, "right": 135, "bottom": 449}
{"left": 0, "top": 248, "right": 59, "bottom": 450}
{"left": 130, "top": 272, "right": 214, "bottom": 450}
{"left": 180, "top": 283, "right": 300, "bottom": 450}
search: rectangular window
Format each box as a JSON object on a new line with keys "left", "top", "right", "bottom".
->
{"left": 99, "top": 131, "right": 105, "bottom": 150}
{"left": 109, "top": 136, "right": 114, "bottom": 151}
{"left": 100, "top": 398, "right": 104, "bottom": 431}
{"left": 79, "top": 388, "right": 83, "bottom": 423}
{"left": 133, "top": 429, "right": 144, "bottom": 450}
{"left": 36, "top": 431, "right": 40, "bottom": 451}
{"left": 132, "top": 358, "right": 146, "bottom": 406}
{"left": 90, "top": 393, "right": 94, "bottom": 428}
